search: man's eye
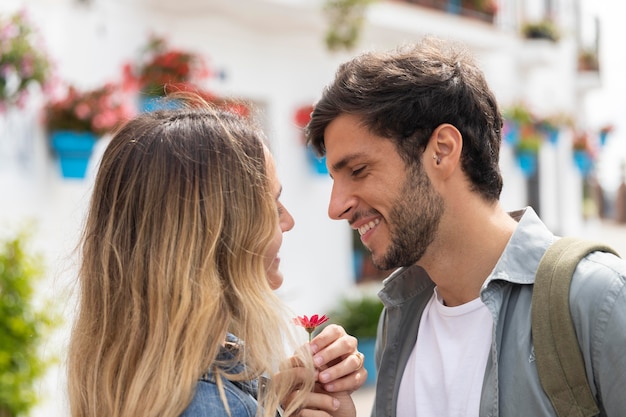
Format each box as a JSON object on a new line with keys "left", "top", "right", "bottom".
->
{"left": 352, "top": 166, "right": 366, "bottom": 176}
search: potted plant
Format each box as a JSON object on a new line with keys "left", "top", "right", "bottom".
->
{"left": 329, "top": 293, "right": 384, "bottom": 385}
{"left": 123, "top": 35, "right": 211, "bottom": 111}
{"left": 323, "top": 0, "right": 373, "bottom": 51}
{"left": 294, "top": 103, "right": 329, "bottom": 175}
{"left": 43, "top": 82, "right": 135, "bottom": 178}
{"left": 502, "top": 103, "right": 534, "bottom": 146}
{"left": 577, "top": 49, "right": 599, "bottom": 72}
{"left": 598, "top": 124, "right": 614, "bottom": 146}
{"left": 0, "top": 9, "right": 51, "bottom": 111}
{"left": 459, "top": 0, "right": 498, "bottom": 23}
{"left": 521, "top": 19, "right": 561, "bottom": 42}
{"left": 536, "top": 113, "right": 572, "bottom": 145}
{"left": 0, "top": 227, "right": 60, "bottom": 417}
{"left": 572, "top": 131, "right": 595, "bottom": 177}
{"left": 503, "top": 103, "right": 545, "bottom": 177}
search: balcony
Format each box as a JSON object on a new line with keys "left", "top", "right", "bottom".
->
{"left": 398, "top": 0, "right": 497, "bottom": 24}
{"left": 576, "top": 48, "right": 601, "bottom": 91}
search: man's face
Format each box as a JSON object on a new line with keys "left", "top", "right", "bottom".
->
{"left": 324, "top": 114, "right": 443, "bottom": 269}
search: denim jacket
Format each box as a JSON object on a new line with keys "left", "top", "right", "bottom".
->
{"left": 180, "top": 334, "right": 259, "bottom": 417}
{"left": 372, "top": 207, "right": 626, "bottom": 416}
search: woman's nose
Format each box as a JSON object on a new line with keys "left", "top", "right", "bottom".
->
{"left": 279, "top": 206, "right": 295, "bottom": 232}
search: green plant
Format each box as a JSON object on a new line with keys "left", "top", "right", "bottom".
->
{"left": 330, "top": 294, "right": 383, "bottom": 339}
{"left": 0, "top": 227, "right": 60, "bottom": 416}
{"left": 462, "top": 0, "right": 498, "bottom": 15}
{"left": 43, "top": 82, "right": 136, "bottom": 136}
{"left": 578, "top": 49, "right": 599, "bottom": 72}
{"left": 515, "top": 130, "right": 543, "bottom": 154}
{"left": 521, "top": 19, "right": 560, "bottom": 42}
{"left": 0, "top": 9, "right": 51, "bottom": 111}
{"left": 503, "top": 102, "right": 534, "bottom": 125}
{"left": 323, "top": 0, "right": 374, "bottom": 51}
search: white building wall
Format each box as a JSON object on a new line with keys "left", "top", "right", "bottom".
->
{"left": 0, "top": 0, "right": 600, "bottom": 415}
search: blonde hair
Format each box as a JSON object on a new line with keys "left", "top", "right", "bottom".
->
{"left": 67, "top": 98, "right": 314, "bottom": 417}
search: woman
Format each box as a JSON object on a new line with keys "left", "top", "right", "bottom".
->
{"left": 67, "top": 98, "right": 364, "bottom": 417}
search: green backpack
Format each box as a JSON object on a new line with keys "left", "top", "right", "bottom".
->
{"left": 532, "top": 237, "right": 619, "bottom": 417}
{"left": 377, "top": 237, "right": 620, "bottom": 417}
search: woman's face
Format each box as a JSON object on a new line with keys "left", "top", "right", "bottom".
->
{"left": 265, "top": 149, "right": 295, "bottom": 290}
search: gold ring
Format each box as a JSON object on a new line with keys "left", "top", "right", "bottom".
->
{"left": 354, "top": 351, "right": 365, "bottom": 370}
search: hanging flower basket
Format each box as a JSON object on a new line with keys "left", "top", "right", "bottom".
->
{"left": 571, "top": 131, "right": 596, "bottom": 178}
{"left": 43, "top": 82, "right": 135, "bottom": 178}
{"left": 294, "top": 104, "right": 328, "bottom": 175}
{"left": 573, "top": 150, "right": 593, "bottom": 177}
{"left": 503, "top": 120, "right": 520, "bottom": 146}
{"left": 599, "top": 124, "right": 614, "bottom": 147}
{"left": 538, "top": 123, "right": 559, "bottom": 145}
{"left": 521, "top": 19, "right": 561, "bottom": 42}
{"left": 514, "top": 123, "right": 542, "bottom": 178}
{"left": 49, "top": 130, "right": 97, "bottom": 179}
{"left": 516, "top": 150, "right": 538, "bottom": 178}
{"left": 0, "top": 9, "right": 51, "bottom": 111}
{"left": 123, "top": 35, "right": 212, "bottom": 110}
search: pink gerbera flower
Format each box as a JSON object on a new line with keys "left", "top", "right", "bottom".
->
{"left": 293, "top": 314, "right": 329, "bottom": 341}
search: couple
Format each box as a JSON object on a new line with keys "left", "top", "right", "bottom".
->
{"left": 68, "top": 37, "right": 626, "bottom": 417}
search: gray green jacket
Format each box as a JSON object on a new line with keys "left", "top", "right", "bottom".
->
{"left": 372, "top": 207, "right": 626, "bottom": 416}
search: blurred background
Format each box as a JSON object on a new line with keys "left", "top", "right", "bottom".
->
{"left": 0, "top": 0, "right": 624, "bottom": 415}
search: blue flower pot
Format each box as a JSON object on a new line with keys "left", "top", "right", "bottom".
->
{"left": 573, "top": 150, "right": 593, "bottom": 177}
{"left": 543, "top": 127, "right": 559, "bottom": 145}
{"left": 306, "top": 145, "right": 328, "bottom": 175}
{"left": 359, "top": 338, "right": 377, "bottom": 386}
{"left": 503, "top": 121, "right": 520, "bottom": 146}
{"left": 516, "top": 151, "right": 538, "bottom": 178}
{"left": 50, "top": 130, "right": 97, "bottom": 179}
{"left": 139, "top": 96, "right": 181, "bottom": 112}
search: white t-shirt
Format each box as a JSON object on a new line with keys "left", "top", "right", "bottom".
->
{"left": 397, "top": 287, "right": 493, "bottom": 417}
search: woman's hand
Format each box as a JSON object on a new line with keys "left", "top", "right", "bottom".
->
{"left": 309, "top": 324, "right": 367, "bottom": 394}
{"left": 280, "top": 324, "right": 366, "bottom": 416}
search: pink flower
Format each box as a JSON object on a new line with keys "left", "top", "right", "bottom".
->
{"left": 74, "top": 102, "right": 91, "bottom": 120}
{"left": 293, "top": 314, "right": 329, "bottom": 341}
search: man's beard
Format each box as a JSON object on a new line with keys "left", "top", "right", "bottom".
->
{"left": 372, "top": 163, "right": 444, "bottom": 270}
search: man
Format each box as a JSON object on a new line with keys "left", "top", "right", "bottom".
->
{"left": 305, "top": 37, "right": 626, "bottom": 416}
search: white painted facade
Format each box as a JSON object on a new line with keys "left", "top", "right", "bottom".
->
{"left": 0, "top": 0, "right": 606, "bottom": 415}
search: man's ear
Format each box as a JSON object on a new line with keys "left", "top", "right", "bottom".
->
{"left": 428, "top": 123, "right": 462, "bottom": 174}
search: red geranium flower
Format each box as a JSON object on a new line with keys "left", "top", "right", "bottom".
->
{"left": 294, "top": 104, "right": 313, "bottom": 128}
{"left": 293, "top": 314, "right": 329, "bottom": 341}
{"left": 123, "top": 34, "right": 211, "bottom": 97}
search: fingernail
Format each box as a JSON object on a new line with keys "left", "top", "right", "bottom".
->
{"left": 319, "top": 371, "right": 329, "bottom": 382}
{"left": 333, "top": 398, "right": 340, "bottom": 410}
{"left": 314, "top": 355, "right": 323, "bottom": 366}
{"left": 309, "top": 343, "right": 318, "bottom": 353}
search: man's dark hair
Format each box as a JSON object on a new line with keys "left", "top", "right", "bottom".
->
{"left": 305, "top": 37, "right": 504, "bottom": 201}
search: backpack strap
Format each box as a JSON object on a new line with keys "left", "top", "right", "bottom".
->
{"left": 531, "top": 236, "right": 619, "bottom": 417}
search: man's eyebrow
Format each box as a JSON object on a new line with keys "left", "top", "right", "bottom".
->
{"left": 330, "top": 153, "right": 367, "bottom": 173}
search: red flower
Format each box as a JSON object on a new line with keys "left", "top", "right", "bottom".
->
{"left": 294, "top": 105, "right": 314, "bottom": 128}
{"left": 293, "top": 314, "right": 329, "bottom": 340}
{"left": 124, "top": 35, "right": 211, "bottom": 97}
